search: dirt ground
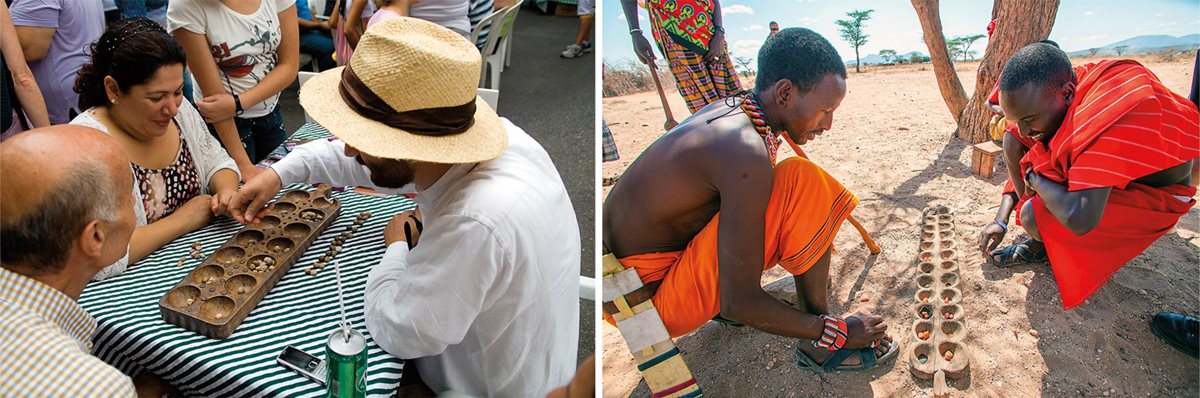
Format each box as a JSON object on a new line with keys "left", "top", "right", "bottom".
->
{"left": 600, "top": 57, "right": 1200, "bottom": 397}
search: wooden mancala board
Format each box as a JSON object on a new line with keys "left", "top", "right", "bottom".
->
{"left": 909, "top": 205, "right": 971, "bottom": 389}
{"left": 159, "top": 185, "right": 341, "bottom": 339}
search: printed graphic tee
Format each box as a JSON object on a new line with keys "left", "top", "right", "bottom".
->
{"left": 168, "top": 0, "right": 295, "bottom": 118}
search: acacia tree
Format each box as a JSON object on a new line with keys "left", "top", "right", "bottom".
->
{"left": 1088, "top": 47, "right": 1099, "bottom": 57}
{"left": 958, "top": 34, "right": 986, "bottom": 61}
{"left": 946, "top": 37, "right": 964, "bottom": 61}
{"left": 733, "top": 56, "right": 754, "bottom": 77}
{"left": 911, "top": 0, "right": 1060, "bottom": 142}
{"left": 837, "top": 9, "right": 874, "bottom": 73}
{"left": 1114, "top": 45, "right": 1129, "bottom": 56}
{"left": 879, "top": 49, "right": 898, "bottom": 63}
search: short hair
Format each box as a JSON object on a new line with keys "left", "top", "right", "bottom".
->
{"left": 75, "top": 17, "right": 186, "bottom": 111}
{"left": 1000, "top": 43, "right": 1074, "bottom": 93}
{"left": 755, "top": 27, "right": 846, "bottom": 94}
{"left": 1, "top": 161, "right": 120, "bottom": 274}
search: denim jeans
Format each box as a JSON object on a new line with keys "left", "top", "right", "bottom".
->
{"left": 209, "top": 107, "right": 287, "bottom": 164}
{"left": 298, "top": 30, "right": 336, "bottom": 71}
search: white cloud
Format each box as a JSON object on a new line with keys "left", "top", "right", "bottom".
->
{"left": 799, "top": 16, "right": 818, "bottom": 24}
{"left": 744, "top": 24, "right": 764, "bottom": 31}
{"left": 729, "top": 39, "right": 762, "bottom": 58}
{"left": 725, "top": 4, "right": 754, "bottom": 15}
{"left": 1083, "top": 10, "right": 1094, "bottom": 16}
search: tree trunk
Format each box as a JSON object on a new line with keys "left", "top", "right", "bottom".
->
{"left": 912, "top": 0, "right": 1060, "bottom": 143}
{"left": 911, "top": 0, "right": 967, "bottom": 124}
{"left": 855, "top": 47, "right": 861, "bottom": 73}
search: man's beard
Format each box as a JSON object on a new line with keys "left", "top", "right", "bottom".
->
{"left": 358, "top": 156, "right": 415, "bottom": 188}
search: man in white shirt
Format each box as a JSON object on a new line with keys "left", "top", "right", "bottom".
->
{"left": 229, "top": 18, "right": 580, "bottom": 397}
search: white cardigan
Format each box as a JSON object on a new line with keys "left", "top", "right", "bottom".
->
{"left": 70, "top": 100, "right": 240, "bottom": 280}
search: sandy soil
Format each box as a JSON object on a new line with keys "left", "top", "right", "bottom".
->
{"left": 601, "top": 57, "right": 1200, "bottom": 397}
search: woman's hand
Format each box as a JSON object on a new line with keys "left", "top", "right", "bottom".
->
{"left": 175, "top": 194, "right": 216, "bottom": 231}
{"left": 196, "top": 93, "right": 237, "bottom": 123}
{"left": 210, "top": 188, "right": 237, "bottom": 218}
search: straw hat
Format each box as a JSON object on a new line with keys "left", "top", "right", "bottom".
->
{"left": 299, "top": 17, "right": 506, "bottom": 163}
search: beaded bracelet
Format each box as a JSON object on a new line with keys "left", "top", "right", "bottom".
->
{"left": 813, "top": 315, "right": 849, "bottom": 351}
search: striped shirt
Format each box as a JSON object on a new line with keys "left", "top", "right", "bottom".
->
{"left": 0, "top": 267, "right": 135, "bottom": 397}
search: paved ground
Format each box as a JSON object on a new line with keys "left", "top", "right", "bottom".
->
{"left": 275, "top": 4, "right": 596, "bottom": 364}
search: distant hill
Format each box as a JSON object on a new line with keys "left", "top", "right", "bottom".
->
{"left": 1066, "top": 34, "right": 1200, "bottom": 56}
{"left": 846, "top": 51, "right": 928, "bottom": 66}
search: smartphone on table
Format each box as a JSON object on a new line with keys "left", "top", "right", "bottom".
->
{"left": 277, "top": 345, "right": 327, "bottom": 386}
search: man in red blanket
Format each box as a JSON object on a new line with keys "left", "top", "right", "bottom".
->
{"left": 978, "top": 43, "right": 1199, "bottom": 309}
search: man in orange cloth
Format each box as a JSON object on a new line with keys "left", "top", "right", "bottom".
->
{"left": 978, "top": 43, "right": 1199, "bottom": 309}
{"left": 603, "top": 28, "right": 896, "bottom": 372}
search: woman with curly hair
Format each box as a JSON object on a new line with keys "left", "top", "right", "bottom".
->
{"left": 71, "top": 17, "right": 240, "bottom": 280}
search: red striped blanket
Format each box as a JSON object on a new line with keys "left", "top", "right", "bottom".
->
{"left": 1016, "top": 60, "right": 1199, "bottom": 308}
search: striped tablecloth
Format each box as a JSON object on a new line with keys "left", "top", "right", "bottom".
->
{"left": 78, "top": 124, "right": 413, "bottom": 397}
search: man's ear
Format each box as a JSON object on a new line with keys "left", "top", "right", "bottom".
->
{"left": 78, "top": 219, "right": 106, "bottom": 259}
{"left": 1060, "top": 81, "right": 1076, "bottom": 104}
{"left": 773, "top": 79, "right": 795, "bottom": 107}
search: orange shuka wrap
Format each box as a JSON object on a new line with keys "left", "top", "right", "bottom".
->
{"left": 611, "top": 157, "right": 858, "bottom": 337}
{"left": 1004, "top": 60, "right": 1199, "bottom": 309}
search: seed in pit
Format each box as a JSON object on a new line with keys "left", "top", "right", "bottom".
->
{"left": 943, "top": 351, "right": 954, "bottom": 361}
{"left": 237, "top": 287, "right": 247, "bottom": 294}
{"left": 264, "top": 257, "right": 275, "bottom": 265}
{"left": 186, "top": 298, "right": 195, "bottom": 305}
{"left": 214, "top": 312, "right": 225, "bottom": 319}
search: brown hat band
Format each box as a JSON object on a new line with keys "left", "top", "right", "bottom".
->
{"left": 337, "top": 64, "right": 476, "bottom": 136}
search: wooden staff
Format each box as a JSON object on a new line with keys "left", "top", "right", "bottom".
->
{"left": 647, "top": 63, "right": 679, "bottom": 131}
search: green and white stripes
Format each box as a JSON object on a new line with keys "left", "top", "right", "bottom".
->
{"left": 79, "top": 124, "right": 416, "bottom": 397}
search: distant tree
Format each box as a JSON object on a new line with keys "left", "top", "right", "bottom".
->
{"left": 733, "top": 56, "right": 754, "bottom": 77}
{"left": 945, "top": 37, "right": 964, "bottom": 62}
{"left": 879, "top": 49, "right": 898, "bottom": 64}
{"left": 957, "top": 34, "right": 985, "bottom": 61}
{"left": 1088, "top": 47, "right": 1099, "bottom": 57}
{"left": 836, "top": 9, "right": 874, "bottom": 73}
{"left": 1114, "top": 45, "right": 1129, "bottom": 56}
{"left": 909, "top": 54, "right": 926, "bottom": 64}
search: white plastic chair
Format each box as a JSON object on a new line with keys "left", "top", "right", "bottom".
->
{"left": 298, "top": 53, "right": 320, "bottom": 72}
{"left": 476, "top": 87, "right": 498, "bottom": 109}
{"left": 469, "top": 0, "right": 524, "bottom": 89}
{"left": 579, "top": 275, "right": 595, "bottom": 301}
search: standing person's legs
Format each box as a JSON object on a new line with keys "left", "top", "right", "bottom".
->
{"left": 705, "top": 45, "right": 744, "bottom": 99}
{"left": 561, "top": 0, "right": 594, "bottom": 58}
{"left": 298, "top": 30, "right": 337, "bottom": 71}
{"left": 250, "top": 107, "right": 288, "bottom": 163}
{"left": 649, "top": 15, "right": 715, "bottom": 114}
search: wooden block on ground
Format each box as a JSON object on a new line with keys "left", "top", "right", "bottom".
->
{"left": 971, "top": 142, "right": 1003, "bottom": 178}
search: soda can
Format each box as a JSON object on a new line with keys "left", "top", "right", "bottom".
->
{"left": 326, "top": 327, "right": 367, "bottom": 398}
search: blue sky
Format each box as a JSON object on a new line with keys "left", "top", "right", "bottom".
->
{"left": 601, "top": 0, "right": 1200, "bottom": 68}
